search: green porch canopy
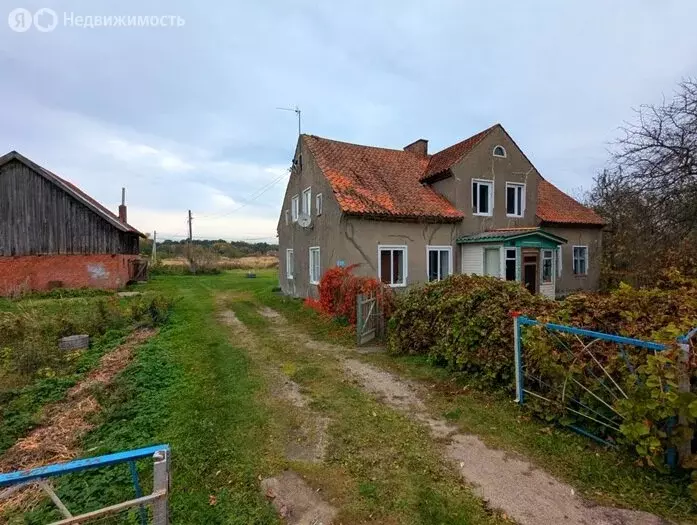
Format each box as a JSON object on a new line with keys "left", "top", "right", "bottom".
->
{"left": 456, "top": 228, "right": 567, "bottom": 249}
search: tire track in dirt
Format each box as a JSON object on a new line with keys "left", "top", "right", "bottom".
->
{"left": 0, "top": 328, "right": 157, "bottom": 515}
{"left": 260, "top": 306, "right": 668, "bottom": 525}
{"left": 216, "top": 298, "right": 336, "bottom": 525}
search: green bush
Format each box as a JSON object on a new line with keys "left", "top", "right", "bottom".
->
{"left": 387, "top": 273, "right": 697, "bottom": 477}
{"left": 388, "top": 275, "right": 550, "bottom": 387}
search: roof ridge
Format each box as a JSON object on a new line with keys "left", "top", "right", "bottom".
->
{"left": 0, "top": 150, "right": 145, "bottom": 236}
{"left": 305, "top": 134, "right": 422, "bottom": 155}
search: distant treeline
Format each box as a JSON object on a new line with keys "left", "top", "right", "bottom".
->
{"left": 140, "top": 238, "right": 278, "bottom": 259}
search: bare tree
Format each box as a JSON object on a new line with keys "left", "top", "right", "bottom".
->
{"left": 590, "top": 79, "right": 697, "bottom": 286}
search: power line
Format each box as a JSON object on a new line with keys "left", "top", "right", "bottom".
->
{"left": 197, "top": 171, "right": 288, "bottom": 220}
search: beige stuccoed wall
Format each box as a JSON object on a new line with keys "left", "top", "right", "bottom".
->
{"left": 543, "top": 225, "right": 603, "bottom": 295}
{"left": 277, "top": 137, "right": 345, "bottom": 298}
{"left": 430, "top": 126, "right": 541, "bottom": 271}
{"left": 337, "top": 218, "right": 460, "bottom": 287}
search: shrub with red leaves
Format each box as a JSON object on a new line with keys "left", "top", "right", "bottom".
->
{"left": 314, "top": 265, "right": 393, "bottom": 325}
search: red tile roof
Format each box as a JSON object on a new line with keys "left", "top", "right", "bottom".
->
{"left": 304, "top": 135, "right": 464, "bottom": 222}
{"left": 536, "top": 178, "right": 604, "bottom": 226}
{"left": 422, "top": 125, "right": 497, "bottom": 180}
{"left": 302, "top": 131, "right": 604, "bottom": 227}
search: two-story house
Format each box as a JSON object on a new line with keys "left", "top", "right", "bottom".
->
{"left": 277, "top": 124, "right": 603, "bottom": 299}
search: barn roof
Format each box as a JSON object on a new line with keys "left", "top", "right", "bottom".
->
{"left": 0, "top": 151, "right": 145, "bottom": 237}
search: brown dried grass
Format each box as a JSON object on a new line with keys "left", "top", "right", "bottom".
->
{"left": 0, "top": 328, "right": 157, "bottom": 513}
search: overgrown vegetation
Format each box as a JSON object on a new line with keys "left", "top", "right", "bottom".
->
{"left": 588, "top": 78, "right": 697, "bottom": 287}
{"left": 387, "top": 273, "right": 697, "bottom": 493}
{"left": 304, "top": 264, "right": 394, "bottom": 325}
{"left": 0, "top": 293, "right": 173, "bottom": 454}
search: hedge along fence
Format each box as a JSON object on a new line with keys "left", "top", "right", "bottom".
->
{"left": 387, "top": 273, "right": 697, "bottom": 489}
{"left": 304, "top": 264, "right": 394, "bottom": 326}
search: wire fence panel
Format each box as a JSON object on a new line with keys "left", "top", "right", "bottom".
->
{"left": 0, "top": 445, "right": 170, "bottom": 524}
{"left": 513, "top": 315, "right": 676, "bottom": 450}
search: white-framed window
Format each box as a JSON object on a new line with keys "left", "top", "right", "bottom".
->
{"left": 316, "top": 193, "right": 323, "bottom": 216}
{"left": 309, "top": 246, "right": 320, "bottom": 284}
{"left": 556, "top": 246, "right": 563, "bottom": 278}
{"left": 506, "top": 182, "right": 525, "bottom": 217}
{"left": 378, "top": 245, "right": 407, "bottom": 287}
{"left": 483, "top": 247, "right": 501, "bottom": 277}
{"left": 472, "top": 179, "right": 494, "bottom": 216}
{"left": 301, "top": 187, "right": 312, "bottom": 215}
{"left": 291, "top": 195, "right": 299, "bottom": 222}
{"left": 493, "top": 145, "right": 507, "bottom": 158}
{"left": 286, "top": 249, "right": 294, "bottom": 279}
{"left": 427, "top": 246, "right": 452, "bottom": 282}
{"left": 542, "top": 249, "right": 553, "bottom": 283}
{"left": 573, "top": 246, "right": 588, "bottom": 275}
{"left": 284, "top": 210, "right": 289, "bottom": 226}
{"left": 505, "top": 248, "right": 517, "bottom": 281}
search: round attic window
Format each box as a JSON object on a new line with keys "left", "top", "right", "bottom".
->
{"left": 493, "top": 145, "right": 507, "bottom": 158}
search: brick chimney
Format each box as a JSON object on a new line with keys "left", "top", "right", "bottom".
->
{"left": 404, "top": 139, "right": 428, "bottom": 156}
{"left": 118, "top": 187, "right": 127, "bottom": 224}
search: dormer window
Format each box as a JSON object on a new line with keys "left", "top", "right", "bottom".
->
{"left": 493, "top": 145, "right": 507, "bottom": 158}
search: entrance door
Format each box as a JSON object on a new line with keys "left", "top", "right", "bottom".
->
{"left": 523, "top": 252, "right": 538, "bottom": 294}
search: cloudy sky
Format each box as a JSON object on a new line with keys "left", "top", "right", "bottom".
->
{"left": 1, "top": 1, "right": 696, "bottom": 242}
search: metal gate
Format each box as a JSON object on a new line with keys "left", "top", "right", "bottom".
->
{"left": 0, "top": 445, "right": 170, "bottom": 524}
{"left": 356, "top": 291, "right": 381, "bottom": 345}
{"left": 513, "top": 314, "right": 695, "bottom": 465}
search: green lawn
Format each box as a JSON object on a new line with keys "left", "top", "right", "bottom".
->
{"left": 6, "top": 270, "right": 695, "bottom": 523}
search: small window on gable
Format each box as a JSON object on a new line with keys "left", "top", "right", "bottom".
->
{"left": 291, "top": 195, "right": 299, "bottom": 222}
{"left": 493, "top": 145, "right": 507, "bottom": 158}
{"left": 316, "top": 193, "right": 323, "bottom": 216}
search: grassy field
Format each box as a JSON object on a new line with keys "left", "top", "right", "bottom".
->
{"left": 4, "top": 270, "right": 695, "bottom": 523}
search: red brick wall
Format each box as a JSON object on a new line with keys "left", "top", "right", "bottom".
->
{"left": 0, "top": 254, "right": 138, "bottom": 296}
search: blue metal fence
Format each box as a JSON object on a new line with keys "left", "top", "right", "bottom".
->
{"left": 512, "top": 314, "right": 690, "bottom": 454}
{"left": 0, "top": 445, "right": 170, "bottom": 524}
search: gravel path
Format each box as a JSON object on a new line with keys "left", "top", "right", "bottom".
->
{"left": 262, "top": 306, "right": 668, "bottom": 525}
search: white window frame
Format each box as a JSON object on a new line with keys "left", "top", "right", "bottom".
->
{"left": 472, "top": 179, "right": 494, "bottom": 217}
{"left": 284, "top": 209, "right": 289, "bottom": 226}
{"left": 556, "top": 246, "right": 563, "bottom": 278}
{"left": 286, "top": 249, "right": 294, "bottom": 279}
{"left": 316, "top": 193, "right": 323, "bottom": 216}
{"left": 505, "top": 182, "right": 525, "bottom": 218}
{"left": 572, "top": 245, "right": 588, "bottom": 276}
{"left": 291, "top": 195, "right": 299, "bottom": 222}
{"left": 504, "top": 247, "right": 517, "bottom": 281}
{"left": 493, "top": 145, "right": 507, "bottom": 158}
{"left": 309, "top": 246, "right": 320, "bottom": 285}
{"left": 541, "top": 249, "right": 554, "bottom": 283}
{"left": 301, "top": 187, "right": 312, "bottom": 216}
{"left": 378, "top": 245, "right": 408, "bottom": 288}
{"left": 426, "top": 245, "right": 453, "bottom": 282}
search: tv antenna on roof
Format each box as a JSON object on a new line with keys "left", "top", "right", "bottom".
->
{"left": 276, "top": 105, "right": 301, "bottom": 135}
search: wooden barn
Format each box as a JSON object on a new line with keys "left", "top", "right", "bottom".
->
{"left": 0, "top": 151, "right": 147, "bottom": 296}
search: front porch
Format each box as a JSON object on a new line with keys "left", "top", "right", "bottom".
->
{"left": 457, "top": 228, "right": 567, "bottom": 298}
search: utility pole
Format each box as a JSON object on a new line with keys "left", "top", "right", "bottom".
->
{"left": 187, "top": 210, "right": 193, "bottom": 269}
{"left": 151, "top": 230, "right": 157, "bottom": 264}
